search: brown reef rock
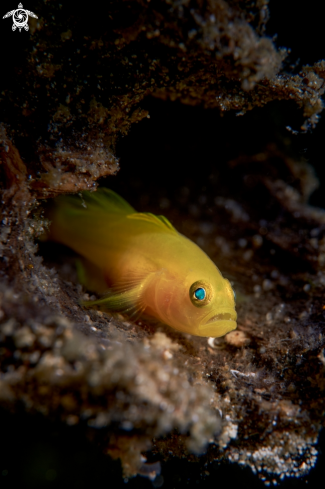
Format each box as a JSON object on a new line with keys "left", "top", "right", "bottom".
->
{"left": 1, "top": 0, "right": 325, "bottom": 486}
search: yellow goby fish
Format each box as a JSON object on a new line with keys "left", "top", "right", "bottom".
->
{"left": 48, "top": 189, "right": 237, "bottom": 337}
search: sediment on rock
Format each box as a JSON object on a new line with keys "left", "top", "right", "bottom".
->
{"left": 1, "top": 0, "right": 325, "bottom": 485}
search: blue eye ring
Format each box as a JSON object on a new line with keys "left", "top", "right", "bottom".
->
{"left": 190, "top": 280, "right": 213, "bottom": 307}
{"left": 194, "top": 287, "right": 206, "bottom": 301}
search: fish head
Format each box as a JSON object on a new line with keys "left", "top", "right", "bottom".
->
{"left": 191, "top": 275, "right": 237, "bottom": 337}
{"left": 163, "top": 269, "right": 237, "bottom": 337}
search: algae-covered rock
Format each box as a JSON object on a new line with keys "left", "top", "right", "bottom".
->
{"left": 1, "top": 0, "right": 325, "bottom": 487}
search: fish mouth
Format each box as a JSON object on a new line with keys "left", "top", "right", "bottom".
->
{"left": 198, "top": 310, "right": 237, "bottom": 338}
{"left": 204, "top": 312, "right": 237, "bottom": 325}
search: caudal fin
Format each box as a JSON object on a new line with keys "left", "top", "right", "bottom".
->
{"left": 47, "top": 188, "right": 136, "bottom": 242}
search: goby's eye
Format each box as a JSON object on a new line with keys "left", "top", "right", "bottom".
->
{"left": 190, "top": 281, "right": 213, "bottom": 307}
{"left": 194, "top": 287, "right": 206, "bottom": 300}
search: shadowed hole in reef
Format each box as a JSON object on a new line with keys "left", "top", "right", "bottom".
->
{"left": 266, "top": 0, "right": 325, "bottom": 69}
{"left": 101, "top": 97, "right": 320, "bottom": 275}
{"left": 111, "top": 97, "right": 307, "bottom": 201}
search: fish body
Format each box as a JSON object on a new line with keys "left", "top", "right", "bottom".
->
{"left": 48, "top": 189, "right": 237, "bottom": 337}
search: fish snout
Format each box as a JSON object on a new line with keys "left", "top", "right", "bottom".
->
{"left": 199, "top": 309, "right": 237, "bottom": 337}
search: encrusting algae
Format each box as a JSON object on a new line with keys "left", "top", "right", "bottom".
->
{"left": 47, "top": 188, "right": 237, "bottom": 337}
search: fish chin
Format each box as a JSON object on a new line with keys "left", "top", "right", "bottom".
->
{"left": 198, "top": 311, "right": 237, "bottom": 338}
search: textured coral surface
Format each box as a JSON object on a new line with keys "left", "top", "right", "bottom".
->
{"left": 1, "top": 1, "right": 325, "bottom": 487}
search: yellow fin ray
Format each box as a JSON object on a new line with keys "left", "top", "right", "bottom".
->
{"left": 84, "top": 188, "right": 136, "bottom": 214}
{"left": 81, "top": 287, "right": 145, "bottom": 319}
{"left": 106, "top": 266, "right": 157, "bottom": 295}
{"left": 127, "top": 212, "right": 177, "bottom": 232}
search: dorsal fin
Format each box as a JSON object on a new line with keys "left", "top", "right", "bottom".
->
{"left": 127, "top": 212, "right": 177, "bottom": 232}
{"left": 158, "top": 215, "right": 176, "bottom": 231}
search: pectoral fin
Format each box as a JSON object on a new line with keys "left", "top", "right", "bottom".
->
{"left": 81, "top": 286, "right": 145, "bottom": 320}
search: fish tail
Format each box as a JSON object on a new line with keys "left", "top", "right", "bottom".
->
{"left": 78, "top": 188, "right": 136, "bottom": 215}
{"left": 46, "top": 188, "right": 136, "bottom": 246}
{"left": 49, "top": 188, "right": 135, "bottom": 225}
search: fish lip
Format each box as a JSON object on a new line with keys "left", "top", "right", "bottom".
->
{"left": 203, "top": 311, "right": 237, "bottom": 325}
{"left": 198, "top": 310, "right": 237, "bottom": 337}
